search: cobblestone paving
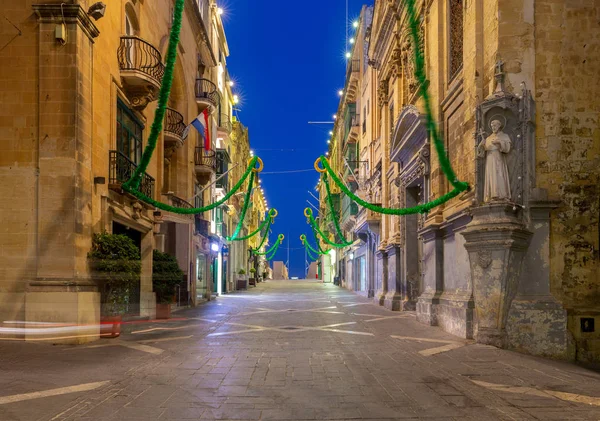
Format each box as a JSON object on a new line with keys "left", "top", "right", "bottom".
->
{"left": 1, "top": 280, "right": 600, "bottom": 420}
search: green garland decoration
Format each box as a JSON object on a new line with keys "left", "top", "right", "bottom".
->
{"left": 123, "top": 0, "right": 185, "bottom": 192}
{"left": 251, "top": 217, "right": 273, "bottom": 253}
{"left": 300, "top": 234, "right": 328, "bottom": 256}
{"left": 323, "top": 174, "right": 353, "bottom": 246}
{"left": 226, "top": 172, "right": 255, "bottom": 241}
{"left": 124, "top": 157, "right": 258, "bottom": 214}
{"left": 230, "top": 209, "right": 277, "bottom": 242}
{"left": 305, "top": 209, "right": 348, "bottom": 249}
{"left": 305, "top": 244, "right": 318, "bottom": 262}
{"left": 311, "top": 224, "right": 329, "bottom": 255}
{"left": 314, "top": 0, "right": 469, "bottom": 217}
{"left": 255, "top": 234, "right": 284, "bottom": 256}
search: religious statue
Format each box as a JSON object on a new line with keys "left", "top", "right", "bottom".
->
{"left": 477, "top": 119, "right": 511, "bottom": 201}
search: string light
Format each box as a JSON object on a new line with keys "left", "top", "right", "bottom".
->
{"left": 345, "top": 52, "right": 351, "bottom": 59}
{"left": 329, "top": 131, "right": 333, "bottom": 135}
{"left": 332, "top": 114, "right": 337, "bottom": 120}
{"left": 217, "top": 7, "right": 224, "bottom": 15}
{"left": 352, "top": 20, "right": 359, "bottom": 28}
{"left": 233, "top": 94, "right": 239, "bottom": 104}
{"left": 228, "top": 81, "right": 234, "bottom": 87}
{"left": 350, "top": 37, "right": 355, "bottom": 44}
{"left": 338, "top": 90, "right": 343, "bottom": 96}
{"left": 327, "top": 140, "right": 331, "bottom": 144}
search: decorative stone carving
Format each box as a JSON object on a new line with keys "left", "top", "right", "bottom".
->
{"left": 401, "top": 39, "right": 416, "bottom": 92}
{"left": 477, "top": 250, "right": 492, "bottom": 268}
{"left": 477, "top": 120, "right": 512, "bottom": 202}
{"left": 131, "top": 201, "right": 143, "bottom": 220}
{"left": 390, "top": 46, "right": 403, "bottom": 78}
{"left": 377, "top": 79, "right": 389, "bottom": 107}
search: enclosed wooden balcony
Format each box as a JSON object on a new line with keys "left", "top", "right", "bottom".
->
{"left": 117, "top": 36, "right": 165, "bottom": 110}
{"left": 195, "top": 78, "right": 220, "bottom": 111}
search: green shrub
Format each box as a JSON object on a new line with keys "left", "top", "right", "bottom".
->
{"left": 238, "top": 269, "right": 246, "bottom": 275}
{"left": 153, "top": 250, "right": 184, "bottom": 304}
{"left": 88, "top": 232, "right": 141, "bottom": 316}
{"left": 249, "top": 268, "right": 256, "bottom": 274}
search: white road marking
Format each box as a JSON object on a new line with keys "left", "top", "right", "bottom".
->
{"left": 0, "top": 381, "right": 110, "bottom": 405}
{"left": 136, "top": 335, "right": 193, "bottom": 344}
{"left": 208, "top": 328, "right": 264, "bottom": 337}
{"left": 471, "top": 379, "right": 600, "bottom": 406}
{"left": 320, "top": 328, "right": 374, "bottom": 336}
{"left": 342, "top": 303, "right": 373, "bottom": 307}
{"left": 418, "top": 342, "right": 465, "bottom": 356}
{"left": 363, "top": 315, "right": 414, "bottom": 322}
{"left": 390, "top": 335, "right": 469, "bottom": 356}
{"left": 131, "top": 323, "right": 204, "bottom": 334}
{"left": 119, "top": 341, "right": 164, "bottom": 355}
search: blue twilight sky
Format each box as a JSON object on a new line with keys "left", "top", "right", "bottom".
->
{"left": 224, "top": 0, "right": 370, "bottom": 278}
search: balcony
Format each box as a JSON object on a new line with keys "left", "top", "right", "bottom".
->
{"left": 195, "top": 78, "right": 220, "bottom": 111}
{"left": 346, "top": 59, "right": 360, "bottom": 102}
{"left": 215, "top": 172, "right": 228, "bottom": 191}
{"left": 194, "top": 147, "right": 216, "bottom": 185}
{"left": 117, "top": 36, "right": 165, "bottom": 110}
{"left": 162, "top": 193, "right": 193, "bottom": 221}
{"left": 217, "top": 113, "right": 232, "bottom": 136}
{"left": 195, "top": 215, "right": 210, "bottom": 237}
{"left": 341, "top": 195, "right": 359, "bottom": 232}
{"left": 109, "top": 150, "right": 155, "bottom": 199}
{"left": 164, "top": 108, "right": 187, "bottom": 157}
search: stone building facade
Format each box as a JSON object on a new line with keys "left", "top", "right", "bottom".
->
{"left": 323, "top": 0, "right": 599, "bottom": 363}
{"left": 0, "top": 0, "right": 264, "bottom": 343}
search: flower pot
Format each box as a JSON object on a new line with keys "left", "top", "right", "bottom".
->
{"left": 236, "top": 279, "right": 246, "bottom": 290}
{"left": 100, "top": 315, "right": 122, "bottom": 338}
{"left": 156, "top": 303, "right": 171, "bottom": 319}
{"left": 249, "top": 278, "right": 256, "bottom": 287}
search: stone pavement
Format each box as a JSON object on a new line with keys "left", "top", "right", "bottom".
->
{"left": 1, "top": 280, "right": 600, "bottom": 420}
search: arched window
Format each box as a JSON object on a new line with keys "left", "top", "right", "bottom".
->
{"left": 124, "top": 3, "right": 139, "bottom": 36}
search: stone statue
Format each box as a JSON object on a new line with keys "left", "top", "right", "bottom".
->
{"left": 477, "top": 120, "right": 511, "bottom": 201}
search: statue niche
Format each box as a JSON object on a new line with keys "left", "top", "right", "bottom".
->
{"left": 477, "top": 119, "right": 512, "bottom": 202}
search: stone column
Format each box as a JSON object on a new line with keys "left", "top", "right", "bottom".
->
{"left": 417, "top": 224, "right": 443, "bottom": 325}
{"left": 462, "top": 203, "right": 532, "bottom": 347}
{"left": 26, "top": 5, "right": 101, "bottom": 343}
{"left": 375, "top": 249, "right": 387, "bottom": 305}
{"left": 383, "top": 244, "right": 402, "bottom": 310}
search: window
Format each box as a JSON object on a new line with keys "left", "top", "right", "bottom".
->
{"left": 117, "top": 99, "right": 143, "bottom": 163}
{"left": 389, "top": 103, "right": 394, "bottom": 134}
{"left": 195, "top": 184, "right": 204, "bottom": 209}
{"left": 449, "top": 0, "right": 463, "bottom": 80}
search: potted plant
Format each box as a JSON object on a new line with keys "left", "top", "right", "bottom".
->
{"left": 249, "top": 268, "right": 257, "bottom": 287}
{"left": 237, "top": 269, "right": 246, "bottom": 290}
{"left": 153, "top": 250, "right": 184, "bottom": 319}
{"left": 88, "top": 232, "right": 141, "bottom": 338}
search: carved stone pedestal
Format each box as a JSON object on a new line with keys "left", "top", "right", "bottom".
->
{"left": 462, "top": 202, "right": 532, "bottom": 348}
{"left": 416, "top": 224, "right": 443, "bottom": 325}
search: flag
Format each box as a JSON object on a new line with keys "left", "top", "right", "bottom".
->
{"left": 203, "top": 108, "right": 210, "bottom": 150}
{"left": 183, "top": 112, "right": 210, "bottom": 150}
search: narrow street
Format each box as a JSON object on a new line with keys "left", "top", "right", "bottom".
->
{"left": 1, "top": 280, "right": 599, "bottom": 421}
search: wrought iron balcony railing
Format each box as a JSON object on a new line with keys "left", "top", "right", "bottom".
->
{"left": 170, "top": 194, "right": 192, "bottom": 210}
{"left": 195, "top": 78, "right": 220, "bottom": 109}
{"left": 194, "top": 147, "right": 216, "bottom": 170}
{"left": 164, "top": 107, "right": 186, "bottom": 139}
{"left": 109, "top": 150, "right": 155, "bottom": 199}
{"left": 117, "top": 36, "right": 165, "bottom": 86}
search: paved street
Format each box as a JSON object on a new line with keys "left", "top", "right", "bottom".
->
{"left": 1, "top": 280, "right": 600, "bottom": 420}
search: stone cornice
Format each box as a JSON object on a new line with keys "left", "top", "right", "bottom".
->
{"left": 33, "top": 4, "right": 100, "bottom": 41}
